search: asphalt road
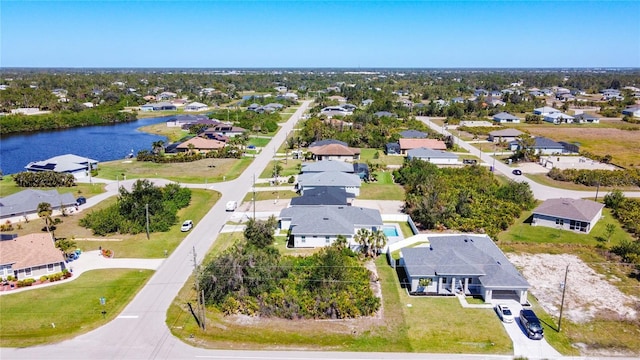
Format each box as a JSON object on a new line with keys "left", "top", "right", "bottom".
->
{"left": 416, "top": 116, "right": 640, "bottom": 200}
{"left": 4, "top": 109, "right": 637, "bottom": 360}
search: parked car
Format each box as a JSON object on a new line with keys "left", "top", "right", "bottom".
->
{"left": 462, "top": 159, "right": 478, "bottom": 165}
{"left": 495, "top": 304, "right": 514, "bottom": 323}
{"left": 226, "top": 201, "right": 237, "bottom": 212}
{"left": 180, "top": 220, "right": 193, "bottom": 232}
{"left": 76, "top": 196, "right": 87, "bottom": 205}
{"left": 512, "top": 169, "right": 522, "bottom": 176}
{"left": 520, "top": 309, "right": 544, "bottom": 340}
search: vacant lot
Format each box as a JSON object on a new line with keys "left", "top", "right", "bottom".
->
{"left": 524, "top": 126, "right": 640, "bottom": 168}
{"left": 97, "top": 157, "right": 252, "bottom": 183}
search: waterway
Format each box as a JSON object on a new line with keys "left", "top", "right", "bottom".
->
{"left": 0, "top": 116, "right": 171, "bottom": 175}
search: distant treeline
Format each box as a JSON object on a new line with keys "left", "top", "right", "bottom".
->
{"left": 0, "top": 107, "right": 137, "bottom": 135}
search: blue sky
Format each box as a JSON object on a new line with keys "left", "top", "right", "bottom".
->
{"left": 2, "top": 1, "right": 639, "bottom": 68}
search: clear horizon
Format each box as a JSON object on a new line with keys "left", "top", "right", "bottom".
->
{"left": 2, "top": 1, "right": 639, "bottom": 68}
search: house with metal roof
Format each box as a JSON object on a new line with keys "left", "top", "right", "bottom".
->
{"left": 297, "top": 171, "right": 361, "bottom": 196}
{"left": 407, "top": 148, "right": 460, "bottom": 165}
{"left": 488, "top": 128, "right": 523, "bottom": 143}
{"left": 0, "top": 233, "right": 66, "bottom": 280}
{"left": 279, "top": 205, "right": 383, "bottom": 248}
{"left": 0, "top": 189, "right": 76, "bottom": 220}
{"left": 492, "top": 112, "right": 521, "bottom": 124}
{"left": 399, "top": 235, "right": 530, "bottom": 303}
{"left": 532, "top": 198, "right": 604, "bottom": 234}
{"left": 25, "top": 154, "right": 98, "bottom": 180}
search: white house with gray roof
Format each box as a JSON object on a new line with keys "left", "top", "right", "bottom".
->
{"left": 532, "top": 198, "right": 604, "bottom": 233}
{"left": 492, "top": 112, "right": 520, "bottom": 124}
{"left": 297, "top": 171, "right": 361, "bottom": 196}
{"left": 300, "top": 160, "right": 354, "bottom": 174}
{"left": 407, "top": 148, "right": 460, "bottom": 165}
{"left": 488, "top": 128, "right": 523, "bottom": 143}
{"left": 25, "top": 154, "right": 98, "bottom": 180}
{"left": 279, "top": 205, "right": 383, "bottom": 248}
{"left": 0, "top": 189, "right": 77, "bottom": 220}
{"left": 400, "top": 235, "right": 530, "bottom": 303}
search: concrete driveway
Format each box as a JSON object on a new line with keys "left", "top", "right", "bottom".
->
{"left": 491, "top": 300, "right": 561, "bottom": 359}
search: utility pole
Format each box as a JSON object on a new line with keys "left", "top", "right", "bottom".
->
{"left": 594, "top": 181, "right": 600, "bottom": 202}
{"left": 145, "top": 203, "right": 150, "bottom": 240}
{"left": 192, "top": 246, "right": 205, "bottom": 330}
{"left": 253, "top": 174, "right": 256, "bottom": 219}
{"left": 558, "top": 264, "right": 569, "bottom": 332}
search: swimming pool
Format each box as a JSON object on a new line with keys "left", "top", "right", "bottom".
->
{"left": 382, "top": 225, "right": 399, "bottom": 237}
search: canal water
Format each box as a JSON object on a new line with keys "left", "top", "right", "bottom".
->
{"left": 0, "top": 116, "right": 171, "bottom": 175}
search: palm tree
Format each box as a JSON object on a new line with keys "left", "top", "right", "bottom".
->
{"left": 37, "top": 202, "right": 53, "bottom": 233}
{"left": 152, "top": 140, "right": 165, "bottom": 155}
{"left": 354, "top": 228, "right": 387, "bottom": 258}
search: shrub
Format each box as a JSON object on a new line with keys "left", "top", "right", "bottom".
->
{"left": 39, "top": 275, "right": 49, "bottom": 282}
{"left": 12, "top": 171, "right": 76, "bottom": 187}
{"left": 287, "top": 175, "right": 295, "bottom": 184}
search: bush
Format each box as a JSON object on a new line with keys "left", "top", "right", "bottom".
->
{"left": 12, "top": 171, "right": 76, "bottom": 187}
{"left": 39, "top": 275, "right": 49, "bottom": 282}
{"left": 287, "top": 175, "right": 295, "bottom": 184}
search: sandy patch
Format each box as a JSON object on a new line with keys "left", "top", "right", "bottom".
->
{"left": 507, "top": 253, "right": 638, "bottom": 323}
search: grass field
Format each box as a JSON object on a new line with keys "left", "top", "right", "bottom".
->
{"left": 242, "top": 190, "right": 297, "bottom": 202}
{"left": 360, "top": 148, "right": 405, "bottom": 167}
{"left": 96, "top": 157, "right": 252, "bottom": 183}
{"left": 0, "top": 177, "right": 106, "bottom": 198}
{"left": 138, "top": 123, "right": 188, "bottom": 142}
{"left": 359, "top": 171, "right": 405, "bottom": 200}
{"left": 259, "top": 159, "right": 302, "bottom": 178}
{"left": 0, "top": 269, "right": 153, "bottom": 347}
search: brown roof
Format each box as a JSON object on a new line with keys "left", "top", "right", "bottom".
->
{"left": 308, "top": 143, "right": 360, "bottom": 156}
{"left": 0, "top": 233, "right": 64, "bottom": 270}
{"left": 399, "top": 138, "right": 447, "bottom": 150}
{"left": 177, "top": 137, "right": 225, "bottom": 151}
{"left": 533, "top": 198, "right": 604, "bottom": 222}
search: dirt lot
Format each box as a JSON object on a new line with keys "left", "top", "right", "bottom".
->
{"left": 507, "top": 253, "right": 639, "bottom": 323}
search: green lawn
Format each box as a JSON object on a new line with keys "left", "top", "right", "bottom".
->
{"left": 359, "top": 171, "right": 405, "bottom": 200}
{"left": 0, "top": 176, "right": 106, "bottom": 198}
{"left": 259, "top": 159, "right": 302, "bottom": 178}
{"left": 497, "top": 209, "right": 632, "bottom": 248}
{"left": 96, "top": 157, "right": 253, "bottom": 183}
{"left": 360, "top": 148, "right": 405, "bottom": 166}
{"left": 247, "top": 137, "right": 272, "bottom": 147}
{"left": 0, "top": 269, "right": 153, "bottom": 347}
{"left": 242, "top": 190, "right": 297, "bottom": 202}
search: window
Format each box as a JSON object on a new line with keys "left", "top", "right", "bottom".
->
{"left": 25, "top": 268, "right": 32, "bottom": 276}
{"left": 556, "top": 218, "right": 564, "bottom": 226}
{"left": 442, "top": 277, "right": 448, "bottom": 284}
{"left": 48, "top": 264, "right": 55, "bottom": 272}
{"left": 325, "top": 236, "right": 330, "bottom": 244}
{"left": 301, "top": 236, "right": 306, "bottom": 243}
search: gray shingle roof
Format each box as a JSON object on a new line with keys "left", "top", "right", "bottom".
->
{"left": 407, "top": 147, "right": 458, "bottom": 159}
{"left": 401, "top": 235, "right": 529, "bottom": 289}
{"left": 301, "top": 160, "right": 354, "bottom": 173}
{"left": 0, "top": 189, "right": 76, "bottom": 218}
{"left": 533, "top": 137, "right": 564, "bottom": 149}
{"left": 298, "top": 172, "right": 361, "bottom": 188}
{"left": 489, "top": 128, "right": 523, "bottom": 137}
{"left": 289, "top": 187, "right": 349, "bottom": 206}
{"left": 280, "top": 206, "right": 383, "bottom": 236}
{"left": 399, "top": 130, "right": 427, "bottom": 139}
{"left": 493, "top": 112, "right": 520, "bottom": 121}
{"left": 532, "top": 198, "right": 604, "bottom": 222}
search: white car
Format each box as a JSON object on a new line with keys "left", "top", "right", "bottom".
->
{"left": 495, "top": 304, "right": 514, "bottom": 323}
{"left": 180, "top": 220, "right": 193, "bottom": 232}
{"left": 226, "top": 201, "right": 237, "bottom": 212}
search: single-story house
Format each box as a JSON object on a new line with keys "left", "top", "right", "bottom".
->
{"left": 206, "top": 124, "right": 246, "bottom": 137}
{"left": 140, "top": 102, "right": 177, "bottom": 112}
{"left": 509, "top": 137, "right": 566, "bottom": 155}
{"left": 353, "top": 163, "right": 370, "bottom": 180}
{"left": 279, "top": 205, "right": 383, "bottom": 248}
{"left": 362, "top": 99, "right": 374, "bottom": 106}
{"left": 400, "top": 235, "right": 530, "bottom": 303}
{"left": 166, "top": 114, "right": 210, "bottom": 127}
{"left": 385, "top": 142, "right": 401, "bottom": 155}
{"left": 184, "top": 102, "right": 209, "bottom": 112}
{"left": 399, "top": 138, "right": 447, "bottom": 154}
{"left": 0, "top": 189, "right": 77, "bottom": 220}
{"left": 492, "top": 112, "right": 520, "bottom": 124}
{"left": 297, "top": 171, "right": 361, "bottom": 197}
{"left": 175, "top": 137, "right": 225, "bottom": 153}
{"left": 301, "top": 160, "right": 354, "bottom": 174}
{"left": 0, "top": 233, "right": 66, "bottom": 280}
{"left": 533, "top": 106, "right": 560, "bottom": 116}
{"left": 399, "top": 130, "right": 427, "bottom": 139}
{"left": 156, "top": 91, "right": 177, "bottom": 100}
{"left": 488, "top": 128, "right": 523, "bottom": 143}
{"left": 544, "top": 112, "right": 575, "bottom": 124}
{"left": 532, "top": 198, "right": 604, "bottom": 234}
{"left": 25, "top": 154, "right": 98, "bottom": 180}
{"left": 307, "top": 143, "right": 361, "bottom": 161}
{"left": 374, "top": 111, "right": 397, "bottom": 118}
{"left": 622, "top": 105, "right": 640, "bottom": 118}
{"left": 407, "top": 148, "right": 460, "bottom": 165}
{"left": 320, "top": 106, "right": 352, "bottom": 117}
{"left": 289, "top": 187, "right": 351, "bottom": 206}
{"left": 309, "top": 139, "right": 348, "bottom": 148}
{"left": 573, "top": 113, "right": 600, "bottom": 124}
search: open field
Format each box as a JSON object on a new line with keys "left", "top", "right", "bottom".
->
{"left": 6, "top": 189, "right": 219, "bottom": 258}
{"left": 168, "top": 256, "right": 513, "bottom": 354}
{"left": 259, "top": 159, "right": 302, "bottom": 178}
{"left": 522, "top": 126, "right": 640, "bottom": 168}
{"left": 526, "top": 173, "right": 640, "bottom": 191}
{"left": 0, "top": 177, "right": 106, "bottom": 198}
{"left": 360, "top": 148, "right": 405, "bottom": 167}
{"left": 138, "top": 123, "right": 188, "bottom": 142}
{"left": 96, "top": 157, "right": 252, "bottom": 183}
{"left": 0, "top": 269, "right": 153, "bottom": 347}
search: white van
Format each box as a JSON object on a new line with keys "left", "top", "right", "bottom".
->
{"left": 225, "top": 201, "right": 237, "bottom": 211}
